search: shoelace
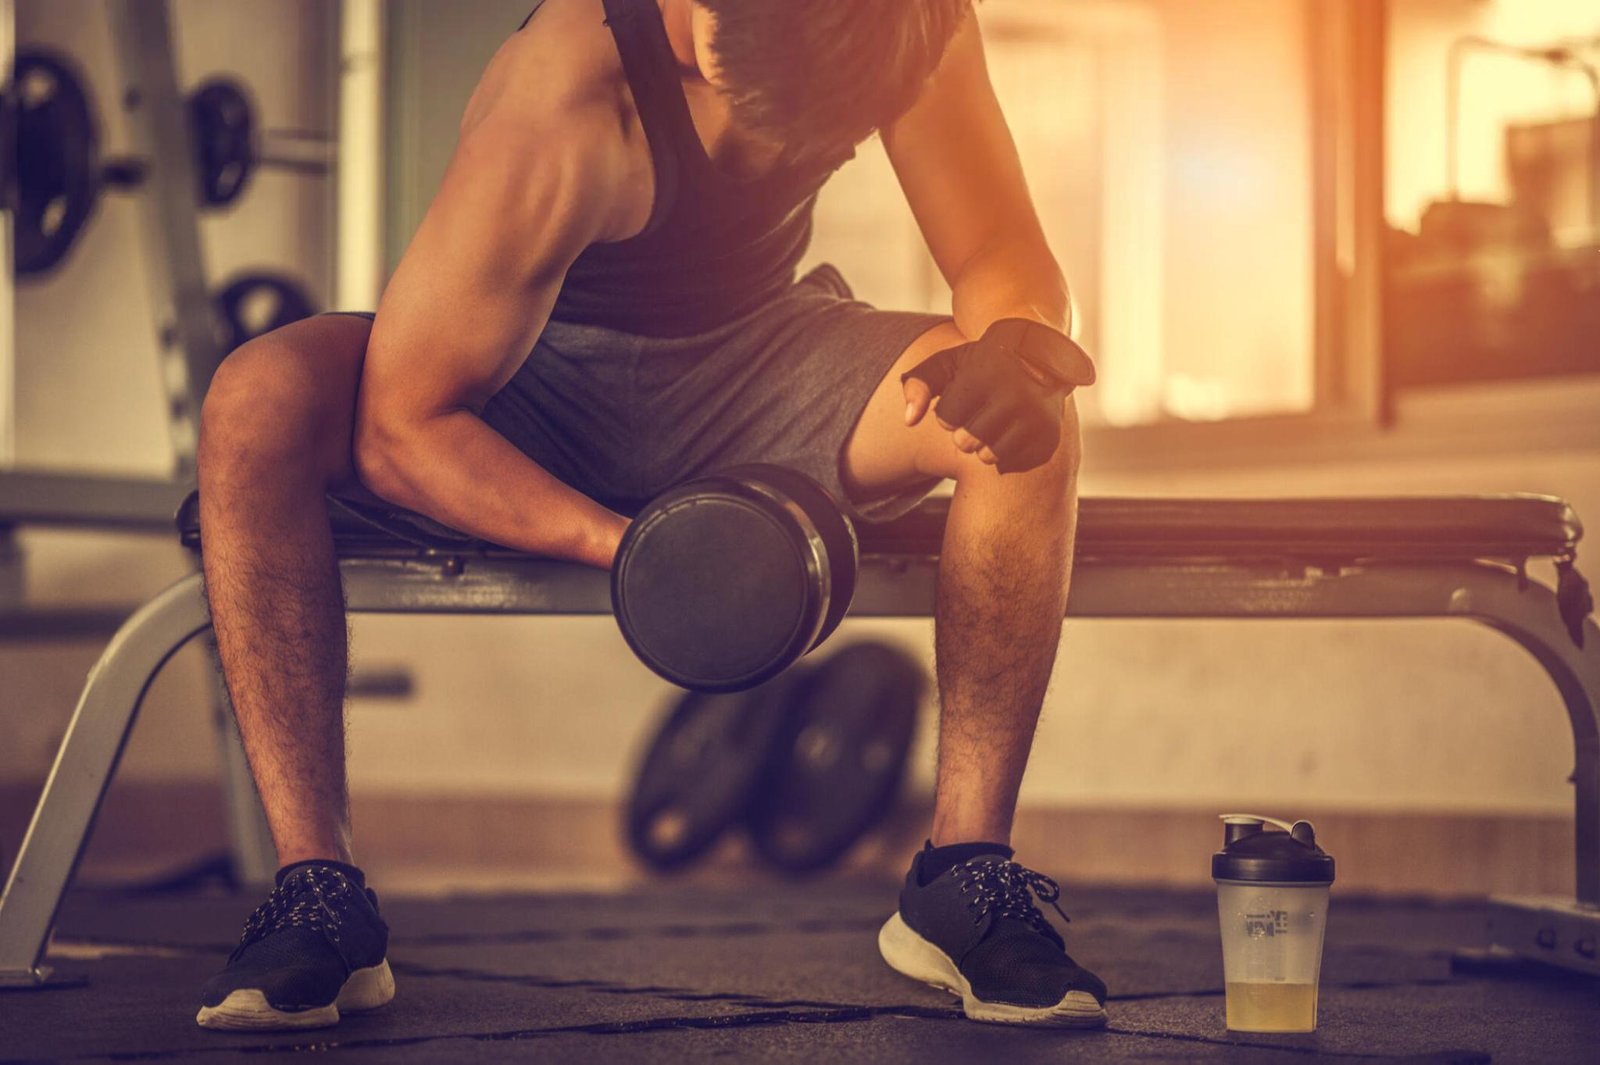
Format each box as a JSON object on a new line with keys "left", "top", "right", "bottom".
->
{"left": 953, "top": 856, "right": 1072, "bottom": 936}
{"left": 233, "top": 867, "right": 359, "bottom": 959}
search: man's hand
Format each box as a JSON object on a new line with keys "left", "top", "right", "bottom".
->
{"left": 902, "top": 318, "right": 1096, "bottom": 473}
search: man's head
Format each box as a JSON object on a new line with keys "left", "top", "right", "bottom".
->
{"left": 687, "top": 0, "right": 973, "bottom": 165}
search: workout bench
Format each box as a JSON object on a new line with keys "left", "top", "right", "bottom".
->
{"left": 2, "top": 492, "right": 1598, "bottom": 985}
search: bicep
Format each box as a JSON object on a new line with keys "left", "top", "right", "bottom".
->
{"left": 363, "top": 112, "right": 621, "bottom": 422}
{"left": 882, "top": 14, "right": 1047, "bottom": 284}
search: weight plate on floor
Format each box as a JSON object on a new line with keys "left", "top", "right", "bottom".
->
{"left": 625, "top": 670, "right": 807, "bottom": 872}
{"left": 12, "top": 49, "right": 100, "bottom": 277}
{"left": 747, "top": 641, "right": 924, "bottom": 875}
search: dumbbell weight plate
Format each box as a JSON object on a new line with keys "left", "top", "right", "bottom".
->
{"left": 7, "top": 51, "right": 318, "bottom": 280}
{"left": 747, "top": 641, "right": 924, "bottom": 875}
{"left": 624, "top": 670, "right": 809, "bottom": 871}
{"left": 738, "top": 464, "right": 859, "bottom": 653}
{"left": 612, "top": 464, "right": 859, "bottom": 693}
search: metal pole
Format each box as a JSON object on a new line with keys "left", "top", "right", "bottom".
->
{"left": 0, "top": 574, "right": 212, "bottom": 985}
{"left": 1, "top": 0, "right": 15, "bottom": 466}
{"left": 105, "top": 0, "right": 217, "bottom": 477}
{"left": 1350, "top": 0, "right": 1388, "bottom": 427}
{"left": 336, "top": 0, "right": 386, "bottom": 313}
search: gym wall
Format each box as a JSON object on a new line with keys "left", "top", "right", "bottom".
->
{"left": 1, "top": 0, "right": 338, "bottom": 872}
{"left": 4, "top": 0, "right": 1597, "bottom": 895}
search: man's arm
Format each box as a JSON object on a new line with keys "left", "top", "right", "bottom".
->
{"left": 353, "top": 34, "right": 648, "bottom": 566}
{"left": 882, "top": 12, "right": 1070, "bottom": 339}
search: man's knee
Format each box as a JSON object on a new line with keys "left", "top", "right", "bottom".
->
{"left": 942, "top": 395, "right": 1082, "bottom": 491}
{"left": 202, "top": 340, "right": 288, "bottom": 464}
{"left": 1048, "top": 396, "right": 1084, "bottom": 480}
{"left": 199, "top": 335, "right": 332, "bottom": 478}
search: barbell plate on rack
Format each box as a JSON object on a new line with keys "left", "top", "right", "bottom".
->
{"left": 8, "top": 52, "right": 330, "bottom": 276}
{"left": 12, "top": 49, "right": 101, "bottom": 277}
{"left": 188, "top": 77, "right": 258, "bottom": 208}
{"left": 2, "top": 63, "right": 15, "bottom": 215}
{"left": 213, "top": 271, "right": 317, "bottom": 351}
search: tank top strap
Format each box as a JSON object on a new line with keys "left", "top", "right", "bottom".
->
{"left": 598, "top": 0, "right": 706, "bottom": 236}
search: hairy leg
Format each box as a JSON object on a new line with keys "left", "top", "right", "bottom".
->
{"left": 200, "top": 314, "right": 627, "bottom": 865}
{"left": 842, "top": 322, "right": 1081, "bottom": 845}
{"left": 197, "top": 315, "right": 377, "bottom": 865}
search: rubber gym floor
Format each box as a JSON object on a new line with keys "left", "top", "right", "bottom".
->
{"left": 4, "top": 880, "right": 1596, "bottom": 1064}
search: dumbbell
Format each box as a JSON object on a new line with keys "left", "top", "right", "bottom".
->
{"left": 6, "top": 48, "right": 333, "bottom": 277}
{"left": 612, "top": 465, "right": 860, "bottom": 693}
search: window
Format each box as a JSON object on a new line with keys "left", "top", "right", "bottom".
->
{"left": 805, "top": 0, "right": 1331, "bottom": 429}
{"left": 1384, "top": 0, "right": 1599, "bottom": 390}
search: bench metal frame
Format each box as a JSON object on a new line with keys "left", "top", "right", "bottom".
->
{"left": 3, "top": 548, "right": 1598, "bottom": 985}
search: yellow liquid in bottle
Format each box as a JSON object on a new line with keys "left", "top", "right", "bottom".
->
{"left": 1225, "top": 982, "right": 1318, "bottom": 1032}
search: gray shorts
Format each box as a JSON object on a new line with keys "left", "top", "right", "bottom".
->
{"left": 340, "top": 264, "right": 947, "bottom": 522}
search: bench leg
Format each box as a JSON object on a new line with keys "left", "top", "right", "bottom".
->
{"left": 209, "top": 666, "right": 277, "bottom": 889}
{"left": 0, "top": 573, "right": 211, "bottom": 986}
{"left": 1460, "top": 577, "right": 1600, "bottom": 908}
{"left": 1460, "top": 569, "right": 1600, "bottom": 975}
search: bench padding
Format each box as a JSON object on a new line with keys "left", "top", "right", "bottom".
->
{"left": 176, "top": 492, "right": 1581, "bottom": 565}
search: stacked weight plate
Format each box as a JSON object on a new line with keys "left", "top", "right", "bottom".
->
{"left": 625, "top": 641, "right": 924, "bottom": 875}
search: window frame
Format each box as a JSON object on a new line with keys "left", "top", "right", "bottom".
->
{"left": 1082, "top": 0, "right": 1387, "bottom": 471}
{"left": 1085, "top": 0, "right": 1600, "bottom": 474}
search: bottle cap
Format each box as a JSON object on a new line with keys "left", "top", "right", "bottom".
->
{"left": 1212, "top": 813, "right": 1335, "bottom": 884}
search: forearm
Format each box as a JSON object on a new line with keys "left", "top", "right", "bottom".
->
{"left": 354, "top": 409, "right": 626, "bottom": 569}
{"left": 949, "top": 238, "right": 1072, "bottom": 340}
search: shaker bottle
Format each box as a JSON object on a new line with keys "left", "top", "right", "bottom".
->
{"left": 1212, "top": 814, "right": 1336, "bottom": 1033}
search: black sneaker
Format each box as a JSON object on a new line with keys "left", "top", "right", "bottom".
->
{"left": 879, "top": 844, "right": 1107, "bottom": 1026}
{"left": 196, "top": 861, "right": 394, "bottom": 1030}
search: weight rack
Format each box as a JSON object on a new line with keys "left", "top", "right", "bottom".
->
{"left": 1, "top": 0, "right": 299, "bottom": 890}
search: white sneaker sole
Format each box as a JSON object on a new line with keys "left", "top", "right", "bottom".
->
{"left": 195, "top": 958, "right": 396, "bottom": 1031}
{"left": 878, "top": 913, "right": 1107, "bottom": 1027}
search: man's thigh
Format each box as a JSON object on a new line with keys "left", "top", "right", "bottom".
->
{"left": 840, "top": 321, "right": 1085, "bottom": 503}
{"left": 203, "top": 311, "right": 376, "bottom": 497}
{"left": 840, "top": 319, "right": 971, "bottom": 500}
{"left": 514, "top": 265, "right": 952, "bottom": 521}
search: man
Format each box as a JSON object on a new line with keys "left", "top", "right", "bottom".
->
{"left": 194, "top": 0, "right": 1104, "bottom": 1032}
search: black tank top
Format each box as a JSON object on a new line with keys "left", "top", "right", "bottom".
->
{"left": 533, "top": 0, "right": 852, "bottom": 337}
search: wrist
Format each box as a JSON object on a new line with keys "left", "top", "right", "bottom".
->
{"left": 950, "top": 283, "right": 1068, "bottom": 338}
{"left": 586, "top": 510, "right": 632, "bottom": 570}
{"left": 982, "top": 318, "right": 1097, "bottom": 391}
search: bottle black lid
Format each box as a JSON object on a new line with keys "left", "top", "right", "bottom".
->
{"left": 1212, "top": 814, "right": 1335, "bottom": 884}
